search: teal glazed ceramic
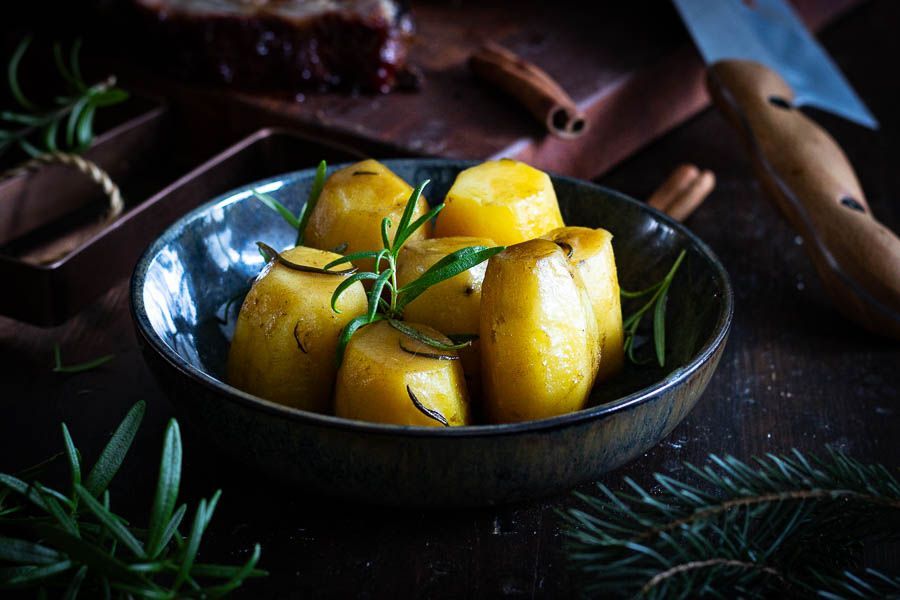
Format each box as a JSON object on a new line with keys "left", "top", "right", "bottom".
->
{"left": 131, "top": 160, "right": 733, "bottom": 507}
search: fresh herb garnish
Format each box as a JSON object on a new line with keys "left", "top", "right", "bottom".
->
{"left": 0, "top": 401, "right": 266, "bottom": 597}
{"left": 326, "top": 180, "right": 505, "bottom": 364}
{"left": 252, "top": 192, "right": 299, "bottom": 230}
{"left": 256, "top": 242, "right": 357, "bottom": 276}
{"left": 388, "top": 319, "right": 472, "bottom": 351}
{"left": 253, "top": 160, "right": 327, "bottom": 246}
{"left": 1, "top": 36, "right": 128, "bottom": 159}
{"left": 620, "top": 249, "right": 686, "bottom": 367}
{"left": 407, "top": 386, "right": 450, "bottom": 427}
{"left": 293, "top": 322, "right": 309, "bottom": 353}
{"left": 563, "top": 447, "right": 900, "bottom": 598}
{"left": 398, "top": 338, "right": 459, "bottom": 360}
{"left": 52, "top": 343, "right": 114, "bottom": 374}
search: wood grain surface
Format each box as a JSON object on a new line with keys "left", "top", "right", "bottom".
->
{"left": 1, "top": 1, "right": 898, "bottom": 597}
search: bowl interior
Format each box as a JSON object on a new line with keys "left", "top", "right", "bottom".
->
{"left": 135, "top": 160, "right": 730, "bottom": 426}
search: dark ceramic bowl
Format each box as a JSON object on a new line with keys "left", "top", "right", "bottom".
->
{"left": 131, "top": 159, "right": 732, "bottom": 507}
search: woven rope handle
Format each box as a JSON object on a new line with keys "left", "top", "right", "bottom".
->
{"left": 1, "top": 151, "right": 123, "bottom": 221}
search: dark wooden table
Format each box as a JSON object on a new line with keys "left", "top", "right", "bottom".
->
{"left": 2, "top": 1, "right": 898, "bottom": 597}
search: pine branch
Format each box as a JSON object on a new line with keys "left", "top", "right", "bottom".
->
{"left": 562, "top": 448, "right": 900, "bottom": 599}
{"left": 814, "top": 568, "right": 900, "bottom": 600}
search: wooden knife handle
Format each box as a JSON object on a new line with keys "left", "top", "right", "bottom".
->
{"left": 706, "top": 59, "right": 900, "bottom": 340}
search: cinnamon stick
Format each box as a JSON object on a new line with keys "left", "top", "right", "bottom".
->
{"left": 470, "top": 42, "right": 587, "bottom": 139}
{"left": 648, "top": 163, "right": 716, "bottom": 222}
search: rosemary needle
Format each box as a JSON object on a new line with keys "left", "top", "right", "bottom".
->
{"left": 620, "top": 249, "right": 686, "bottom": 367}
{"left": 52, "top": 343, "right": 114, "bottom": 374}
{"left": 253, "top": 160, "right": 327, "bottom": 246}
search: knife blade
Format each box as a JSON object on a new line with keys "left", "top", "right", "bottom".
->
{"left": 673, "top": 0, "right": 900, "bottom": 339}
{"left": 673, "top": 0, "right": 877, "bottom": 129}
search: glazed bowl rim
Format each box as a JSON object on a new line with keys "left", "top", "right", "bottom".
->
{"left": 131, "top": 159, "right": 733, "bottom": 438}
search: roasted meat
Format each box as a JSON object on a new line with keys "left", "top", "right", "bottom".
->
{"left": 133, "top": 0, "right": 414, "bottom": 93}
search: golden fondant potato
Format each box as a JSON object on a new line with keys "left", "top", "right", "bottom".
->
{"left": 433, "top": 159, "right": 565, "bottom": 245}
{"left": 334, "top": 321, "right": 471, "bottom": 427}
{"left": 480, "top": 239, "right": 600, "bottom": 423}
{"left": 227, "top": 246, "right": 367, "bottom": 412}
{"left": 396, "top": 236, "right": 495, "bottom": 396}
{"left": 304, "top": 159, "right": 430, "bottom": 270}
{"left": 542, "top": 226, "right": 624, "bottom": 381}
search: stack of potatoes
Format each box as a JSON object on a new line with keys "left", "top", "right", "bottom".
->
{"left": 228, "top": 158, "right": 624, "bottom": 426}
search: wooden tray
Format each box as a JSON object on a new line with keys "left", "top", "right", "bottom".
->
{"left": 0, "top": 98, "right": 167, "bottom": 246}
{"left": 0, "top": 129, "right": 363, "bottom": 326}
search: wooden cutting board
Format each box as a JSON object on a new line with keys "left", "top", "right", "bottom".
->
{"left": 154, "top": 0, "right": 862, "bottom": 179}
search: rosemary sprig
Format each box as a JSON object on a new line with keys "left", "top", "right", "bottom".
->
{"left": 620, "top": 249, "right": 686, "bottom": 367}
{"left": 325, "top": 179, "right": 505, "bottom": 364}
{"left": 253, "top": 160, "right": 327, "bottom": 246}
{"left": 256, "top": 241, "right": 357, "bottom": 276}
{"left": 398, "top": 336, "right": 460, "bottom": 360}
{"left": 387, "top": 319, "right": 472, "bottom": 351}
{"left": 0, "top": 401, "right": 267, "bottom": 597}
{"left": 1, "top": 36, "right": 128, "bottom": 159}
{"left": 52, "top": 343, "right": 114, "bottom": 374}
{"left": 563, "top": 448, "right": 900, "bottom": 599}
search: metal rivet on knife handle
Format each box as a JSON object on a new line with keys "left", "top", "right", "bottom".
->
{"left": 768, "top": 95, "right": 793, "bottom": 109}
{"left": 840, "top": 196, "right": 866, "bottom": 213}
